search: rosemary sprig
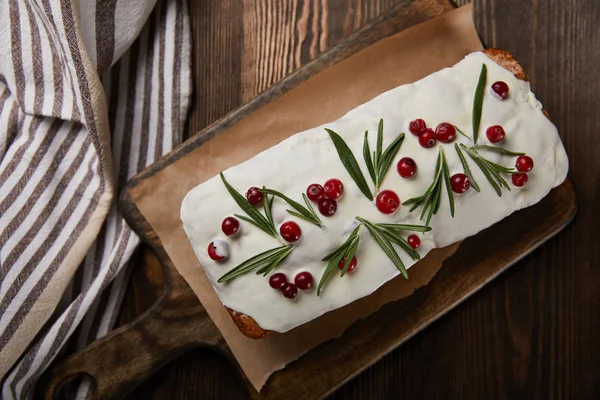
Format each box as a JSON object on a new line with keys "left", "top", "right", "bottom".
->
{"left": 220, "top": 173, "right": 277, "bottom": 237}
{"left": 471, "top": 145, "right": 525, "bottom": 157}
{"left": 459, "top": 144, "right": 516, "bottom": 196}
{"left": 317, "top": 225, "right": 362, "bottom": 295}
{"left": 260, "top": 188, "right": 323, "bottom": 227}
{"left": 363, "top": 119, "right": 405, "bottom": 191}
{"left": 454, "top": 143, "right": 480, "bottom": 192}
{"left": 402, "top": 148, "right": 455, "bottom": 227}
{"left": 472, "top": 64, "right": 487, "bottom": 144}
{"left": 356, "top": 217, "right": 423, "bottom": 279}
{"left": 218, "top": 245, "right": 295, "bottom": 283}
{"left": 325, "top": 128, "right": 374, "bottom": 201}
{"left": 454, "top": 125, "right": 471, "bottom": 141}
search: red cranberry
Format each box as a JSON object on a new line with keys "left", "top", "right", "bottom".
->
{"left": 269, "top": 273, "right": 287, "bottom": 289}
{"left": 512, "top": 173, "right": 528, "bottom": 187}
{"left": 491, "top": 81, "right": 509, "bottom": 99}
{"left": 280, "top": 221, "right": 301, "bottom": 242}
{"left": 294, "top": 272, "right": 313, "bottom": 290}
{"left": 407, "top": 234, "right": 421, "bottom": 249}
{"left": 516, "top": 155, "right": 534, "bottom": 172}
{"left": 207, "top": 240, "right": 229, "bottom": 261}
{"left": 376, "top": 190, "right": 400, "bottom": 214}
{"left": 409, "top": 118, "right": 427, "bottom": 136}
{"left": 323, "top": 178, "right": 344, "bottom": 200}
{"left": 338, "top": 256, "right": 358, "bottom": 273}
{"left": 318, "top": 198, "right": 337, "bottom": 217}
{"left": 281, "top": 283, "right": 298, "bottom": 299}
{"left": 221, "top": 217, "right": 240, "bottom": 236}
{"left": 397, "top": 157, "right": 417, "bottom": 178}
{"left": 306, "top": 183, "right": 325, "bottom": 201}
{"left": 435, "top": 123, "right": 456, "bottom": 143}
{"left": 418, "top": 128, "right": 437, "bottom": 148}
{"left": 486, "top": 125, "right": 505, "bottom": 143}
{"left": 246, "top": 186, "right": 263, "bottom": 205}
{"left": 450, "top": 173, "right": 470, "bottom": 193}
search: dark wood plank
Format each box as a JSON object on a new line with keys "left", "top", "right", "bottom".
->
{"left": 85, "top": 0, "right": 597, "bottom": 399}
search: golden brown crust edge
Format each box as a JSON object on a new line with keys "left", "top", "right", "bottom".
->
{"left": 225, "top": 49, "right": 539, "bottom": 340}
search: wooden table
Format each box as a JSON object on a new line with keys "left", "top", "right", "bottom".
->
{"left": 117, "top": 1, "right": 600, "bottom": 398}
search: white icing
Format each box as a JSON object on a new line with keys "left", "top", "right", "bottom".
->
{"left": 181, "top": 52, "right": 569, "bottom": 333}
{"left": 212, "top": 240, "right": 229, "bottom": 259}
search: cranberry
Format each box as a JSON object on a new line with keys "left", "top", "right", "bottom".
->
{"left": 294, "top": 272, "right": 313, "bottom": 290}
{"left": 338, "top": 256, "right": 358, "bottom": 273}
{"left": 269, "top": 273, "right": 287, "bottom": 289}
{"left": 512, "top": 173, "right": 528, "bottom": 187}
{"left": 407, "top": 234, "right": 421, "bottom": 249}
{"left": 246, "top": 186, "right": 263, "bottom": 205}
{"left": 516, "top": 155, "right": 534, "bottom": 172}
{"left": 435, "top": 123, "right": 456, "bottom": 143}
{"left": 281, "top": 283, "right": 298, "bottom": 299}
{"left": 409, "top": 118, "right": 427, "bottom": 136}
{"left": 318, "top": 198, "right": 337, "bottom": 217}
{"left": 221, "top": 217, "right": 240, "bottom": 236}
{"left": 418, "top": 128, "right": 436, "bottom": 148}
{"left": 491, "top": 81, "right": 509, "bottom": 99}
{"left": 486, "top": 125, "right": 505, "bottom": 143}
{"left": 306, "top": 183, "right": 325, "bottom": 201}
{"left": 280, "top": 221, "right": 301, "bottom": 242}
{"left": 397, "top": 157, "right": 417, "bottom": 178}
{"left": 207, "top": 240, "right": 229, "bottom": 261}
{"left": 376, "top": 190, "right": 400, "bottom": 214}
{"left": 323, "top": 178, "right": 344, "bottom": 200}
{"left": 450, "top": 173, "right": 470, "bottom": 193}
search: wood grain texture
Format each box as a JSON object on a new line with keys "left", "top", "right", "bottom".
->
{"left": 44, "top": 0, "right": 599, "bottom": 399}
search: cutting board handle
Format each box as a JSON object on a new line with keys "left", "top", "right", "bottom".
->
{"left": 39, "top": 252, "right": 227, "bottom": 400}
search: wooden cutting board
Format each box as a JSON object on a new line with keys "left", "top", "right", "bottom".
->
{"left": 40, "top": 1, "right": 577, "bottom": 399}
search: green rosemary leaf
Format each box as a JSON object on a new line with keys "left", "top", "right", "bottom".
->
{"left": 302, "top": 193, "right": 319, "bottom": 221}
{"left": 470, "top": 155, "right": 502, "bottom": 196}
{"left": 441, "top": 150, "right": 455, "bottom": 217}
{"left": 234, "top": 214, "right": 273, "bottom": 234}
{"left": 421, "top": 191, "right": 434, "bottom": 220}
{"left": 430, "top": 172, "right": 443, "bottom": 217}
{"left": 472, "top": 64, "right": 487, "bottom": 144}
{"left": 318, "top": 226, "right": 361, "bottom": 295}
{"left": 260, "top": 246, "right": 296, "bottom": 276}
{"left": 340, "top": 238, "right": 360, "bottom": 277}
{"left": 317, "top": 252, "right": 346, "bottom": 296}
{"left": 483, "top": 164, "right": 511, "bottom": 190}
{"left": 220, "top": 173, "right": 277, "bottom": 237}
{"left": 322, "top": 224, "right": 361, "bottom": 261}
{"left": 379, "top": 228, "right": 420, "bottom": 261}
{"left": 454, "top": 143, "right": 480, "bottom": 192}
{"left": 325, "top": 128, "right": 374, "bottom": 201}
{"left": 262, "top": 188, "right": 274, "bottom": 228}
{"left": 454, "top": 125, "right": 471, "bottom": 141}
{"left": 218, "top": 245, "right": 289, "bottom": 283}
{"left": 402, "top": 196, "right": 424, "bottom": 206}
{"left": 286, "top": 210, "right": 321, "bottom": 225}
{"left": 363, "top": 131, "right": 377, "bottom": 185}
{"left": 376, "top": 223, "right": 432, "bottom": 232}
{"left": 471, "top": 145, "right": 525, "bottom": 156}
{"left": 256, "top": 247, "right": 294, "bottom": 275}
{"left": 479, "top": 156, "right": 516, "bottom": 173}
{"left": 261, "top": 188, "right": 323, "bottom": 227}
{"left": 360, "top": 219, "right": 408, "bottom": 279}
{"left": 375, "top": 119, "right": 384, "bottom": 169}
{"left": 377, "top": 133, "right": 405, "bottom": 187}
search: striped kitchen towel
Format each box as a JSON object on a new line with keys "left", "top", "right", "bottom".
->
{"left": 0, "top": 0, "right": 191, "bottom": 398}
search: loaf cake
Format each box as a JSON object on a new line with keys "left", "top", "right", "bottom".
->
{"left": 180, "top": 49, "right": 568, "bottom": 339}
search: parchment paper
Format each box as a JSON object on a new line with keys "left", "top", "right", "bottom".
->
{"left": 128, "top": 4, "right": 483, "bottom": 391}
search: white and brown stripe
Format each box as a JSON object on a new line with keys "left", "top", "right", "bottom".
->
{"left": 0, "top": 0, "right": 190, "bottom": 398}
